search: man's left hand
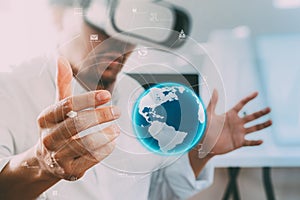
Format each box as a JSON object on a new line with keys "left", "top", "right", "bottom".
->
{"left": 204, "top": 90, "right": 272, "bottom": 156}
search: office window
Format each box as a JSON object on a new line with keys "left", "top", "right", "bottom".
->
{"left": 256, "top": 34, "right": 300, "bottom": 145}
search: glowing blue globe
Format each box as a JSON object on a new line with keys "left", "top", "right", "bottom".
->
{"left": 132, "top": 82, "right": 207, "bottom": 155}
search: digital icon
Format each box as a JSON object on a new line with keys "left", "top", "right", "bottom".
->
{"left": 90, "top": 34, "right": 99, "bottom": 41}
{"left": 74, "top": 7, "right": 83, "bottom": 16}
{"left": 132, "top": 8, "right": 137, "bottom": 13}
{"left": 150, "top": 12, "right": 159, "bottom": 22}
{"left": 138, "top": 47, "right": 148, "bottom": 57}
{"left": 179, "top": 29, "right": 186, "bottom": 40}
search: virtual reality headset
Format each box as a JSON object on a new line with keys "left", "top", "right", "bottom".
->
{"left": 84, "top": 0, "right": 191, "bottom": 49}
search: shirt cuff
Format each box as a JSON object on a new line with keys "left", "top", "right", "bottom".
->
{"left": 182, "top": 154, "right": 214, "bottom": 191}
{"left": 164, "top": 154, "right": 214, "bottom": 200}
{"left": 195, "top": 159, "right": 214, "bottom": 190}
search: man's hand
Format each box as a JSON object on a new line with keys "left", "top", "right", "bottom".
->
{"left": 35, "top": 57, "right": 121, "bottom": 181}
{"left": 206, "top": 90, "right": 272, "bottom": 156}
{"left": 0, "top": 57, "right": 121, "bottom": 200}
{"left": 189, "top": 90, "right": 272, "bottom": 177}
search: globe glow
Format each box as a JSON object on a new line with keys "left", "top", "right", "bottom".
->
{"left": 132, "top": 82, "right": 207, "bottom": 155}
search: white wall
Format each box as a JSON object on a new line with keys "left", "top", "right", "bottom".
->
{"left": 168, "top": 0, "right": 300, "bottom": 41}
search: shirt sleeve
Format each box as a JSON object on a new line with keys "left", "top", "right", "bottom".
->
{"left": 148, "top": 154, "right": 214, "bottom": 200}
{"left": 0, "top": 85, "right": 17, "bottom": 172}
{"left": 0, "top": 127, "right": 15, "bottom": 172}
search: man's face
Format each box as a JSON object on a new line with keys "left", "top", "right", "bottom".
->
{"left": 74, "top": 28, "right": 136, "bottom": 91}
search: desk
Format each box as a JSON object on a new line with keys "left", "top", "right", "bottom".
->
{"left": 211, "top": 133, "right": 300, "bottom": 200}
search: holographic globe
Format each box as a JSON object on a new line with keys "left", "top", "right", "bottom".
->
{"left": 132, "top": 82, "right": 207, "bottom": 155}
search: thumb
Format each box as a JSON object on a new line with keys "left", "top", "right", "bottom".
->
{"left": 56, "top": 57, "right": 73, "bottom": 101}
{"left": 207, "top": 89, "right": 218, "bottom": 112}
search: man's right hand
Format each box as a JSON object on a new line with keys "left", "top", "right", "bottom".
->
{"left": 36, "top": 57, "right": 121, "bottom": 181}
{"left": 0, "top": 57, "right": 121, "bottom": 200}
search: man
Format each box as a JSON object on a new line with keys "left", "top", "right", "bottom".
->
{"left": 0, "top": 0, "right": 272, "bottom": 199}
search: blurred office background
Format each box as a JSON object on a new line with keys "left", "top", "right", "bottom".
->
{"left": 181, "top": 0, "right": 300, "bottom": 199}
{"left": 0, "top": 0, "right": 299, "bottom": 199}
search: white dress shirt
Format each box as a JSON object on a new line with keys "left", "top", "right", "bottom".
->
{"left": 0, "top": 54, "right": 213, "bottom": 200}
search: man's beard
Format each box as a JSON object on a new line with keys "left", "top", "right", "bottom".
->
{"left": 75, "top": 56, "right": 126, "bottom": 91}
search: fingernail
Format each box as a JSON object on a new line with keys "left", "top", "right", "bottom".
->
{"left": 111, "top": 107, "right": 121, "bottom": 118}
{"left": 264, "top": 107, "right": 271, "bottom": 112}
{"left": 97, "top": 91, "right": 111, "bottom": 101}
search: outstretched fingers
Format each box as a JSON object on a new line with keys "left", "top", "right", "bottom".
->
{"left": 38, "top": 90, "right": 112, "bottom": 127}
{"left": 245, "top": 120, "right": 273, "bottom": 134}
{"left": 56, "top": 57, "right": 73, "bottom": 101}
{"left": 233, "top": 92, "right": 258, "bottom": 112}
{"left": 243, "top": 140, "right": 263, "bottom": 146}
{"left": 243, "top": 107, "right": 271, "bottom": 123}
{"left": 54, "top": 125, "right": 120, "bottom": 159}
{"left": 207, "top": 89, "right": 219, "bottom": 112}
